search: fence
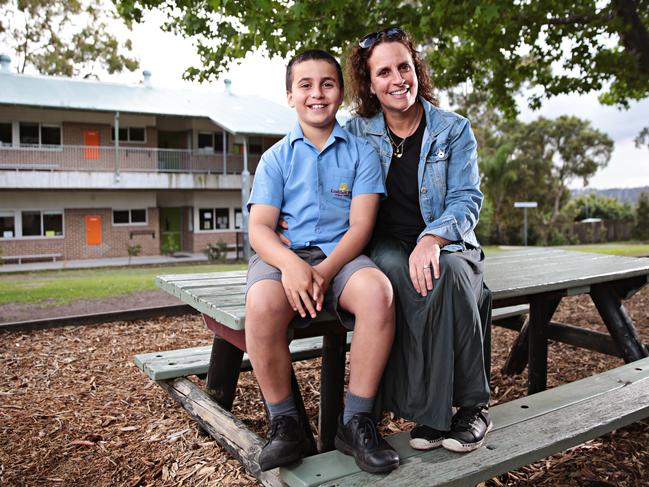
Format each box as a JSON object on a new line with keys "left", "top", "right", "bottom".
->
{"left": 0, "top": 145, "right": 261, "bottom": 174}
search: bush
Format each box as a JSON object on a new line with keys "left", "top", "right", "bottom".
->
{"left": 632, "top": 192, "right": 649, "bottom": 241}
{"left": 127, "top": 243, "right": 142, "bottom": 264}
{"left": 205, "top": 240, "right": 228, "bottom": 262}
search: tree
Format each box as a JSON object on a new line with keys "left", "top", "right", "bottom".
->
{"left": 511, "top": 116, "right": 614, "bottom": 239}
{"left": 632, "top": 192, "right": 649, "bottom": 240}
{"left": 0, "top": 0, "right": 139, "bottom": 78}
{"left": 116, "top": 0, "right": 648, "bottom": 116}
{"left": 562, "top": 194, "right": 634, "bottom": 221}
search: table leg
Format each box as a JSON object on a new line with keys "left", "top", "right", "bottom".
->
{"left": 318, "top": 333, "right": 346, "bottom": 452}
{"left": 590, "top": 282, "right": 648, "bottom": 363}
{"left": 528, "top": 295, "right": 562, "bottom": 395}
{"left": 206, "top": 335, "right": 244, "bottom": 410}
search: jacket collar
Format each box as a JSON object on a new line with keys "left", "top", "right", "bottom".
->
{"left": 364, "top": 97, "right": 450, "bottom": 137}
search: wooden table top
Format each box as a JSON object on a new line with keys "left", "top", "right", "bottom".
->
{"left": 156, "top": 248, "right": 649, "bottom": 331}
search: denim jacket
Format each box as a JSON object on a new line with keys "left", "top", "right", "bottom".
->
{"left": 345, "top": 98, "right": 482, "bottom": 251}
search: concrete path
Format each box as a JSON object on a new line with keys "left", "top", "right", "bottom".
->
{"left": 0, "top": 252, "right": 210, "bottom": 274}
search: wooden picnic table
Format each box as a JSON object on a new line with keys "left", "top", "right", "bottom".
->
{"left": 152, "top": 247, "right": 649, "bottom": 485}
{"left": 149, "top": 248, "right": 649, "bottom": 485}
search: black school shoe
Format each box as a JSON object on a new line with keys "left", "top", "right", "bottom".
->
{"left": 442, "top": 406, "right": 493, "bottom": 453}
{"left": 258, "top": 415, "right": 305, "bottom": 471}
{"left": 409, "top": 424, "right": 446, "bottom": 450}
{"left": 334, "top": 413, "right": 400, "bottom": 474}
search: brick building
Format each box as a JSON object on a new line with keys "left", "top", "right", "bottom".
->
{"left": 0, "top": 57, "right": 296, "bottom": 262}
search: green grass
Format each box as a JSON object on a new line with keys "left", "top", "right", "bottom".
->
{"left": 2, "top": 241, "right": 647, "bottom": 306}
{"left": 557, "top": 242, "right": 649, "bottom": 256}
{"left": 0, "top": 263, "right": 246, "bottom": 306}
{"left": 483, "top": 242, "right": 649, "bottom": 256}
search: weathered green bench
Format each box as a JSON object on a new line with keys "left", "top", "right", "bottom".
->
{"left": 143, "top": 248, "right": 649, "bottom": 486}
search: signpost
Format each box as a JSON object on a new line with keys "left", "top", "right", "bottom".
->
{"left": 514, "top": 202, "right": 538, "bottom": 246}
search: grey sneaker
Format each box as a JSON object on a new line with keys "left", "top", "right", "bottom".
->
{"left": 442, "top": 406, "right": 492, "bottom": 453}
{"left": 409, "top": 424, "right": 446, "bottom": 450}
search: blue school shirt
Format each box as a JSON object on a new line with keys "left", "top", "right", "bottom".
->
{"left": 248, "top": 121, "right": 384, "bottom": 256}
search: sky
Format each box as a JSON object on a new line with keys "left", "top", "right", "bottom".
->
{"left": 106, "top": 11, "right": 647, "bottom": 190}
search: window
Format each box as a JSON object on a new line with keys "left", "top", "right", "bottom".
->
{"left": 19, "top": 123, "right": 61, "bottom": 147}
{"left": 0, "top": 123, "right": 11, "bottom": 146}
{"left": 19, "top": 123, "right": 39, "bottom": 145}
{"left": 0, "top": 212, "right": 15, "bottom": 238}
{"left": 199, "top": 208, "right": 230, "bottom": 231}
{"left": 43, "top": 212, "right": 63, "bottom": 236}
{"left": 41, "top": 125, "right": 62, "bottom": 146}
{"left": 234, "top": 208, "right": 242, "bottom": 229}
{"left": 198, "top": 132, "right": 225, "bottom": 152}
{"left": 198, "top": 132, "right": 214, "bottom": 150}
{"left": 112, "top": 209, "right": 147, "bottom": 225}
{"left": 22, "top": 211, "right": 41, "bottom": 236}
{"left": 214, "top": 208, "right": 229, "bottom": 229}
{"left": 249, "top": 137, "right": 263, "bottom": 154}
{"left": 19, "top": 210, "right": 63, "bottom": 237}
{"left": 111, "top": 127, "right": 146, "bottom": 143}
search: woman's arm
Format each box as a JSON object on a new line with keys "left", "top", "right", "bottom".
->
{"left": 418, "top": 118, "right": 483, "bottom": 244}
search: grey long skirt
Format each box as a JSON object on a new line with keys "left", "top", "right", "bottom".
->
{"left": 368, "top": 233, "right": 492, "bottom": 430}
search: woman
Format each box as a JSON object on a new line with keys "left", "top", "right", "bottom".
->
{"left": 345, "top": 27, "right": 493, "bottom": 453}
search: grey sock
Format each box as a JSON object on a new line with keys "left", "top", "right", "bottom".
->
{"left": 266, "top": 394, "right": 299, "bottom": 421}
{"left": 343, "top": 391, "right": 374, "bottom": 425}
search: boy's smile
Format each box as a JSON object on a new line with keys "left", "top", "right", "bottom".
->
{"left": 287, "top": 59, "right": 343, "bottom": 137}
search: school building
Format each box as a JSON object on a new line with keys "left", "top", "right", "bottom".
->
{"left": 0, "top": 54, "right": 296, "bottom": 262}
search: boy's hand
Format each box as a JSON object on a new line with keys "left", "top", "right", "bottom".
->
{"left": 281, "top": 259, "right": 320, "bottom": 319}
{"left": 276, "top": 219, "right": 291, "bottom": 246}
{"left": 312, "top": 263, "right": 334, "bottom": 294}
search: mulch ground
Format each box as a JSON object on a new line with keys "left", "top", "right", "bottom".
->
{"left": 1, "top": 287, "right": 648, "bottom": 486}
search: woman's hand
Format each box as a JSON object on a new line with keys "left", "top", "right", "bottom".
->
{"left": 276, "top": 219, "right": 291, "bottom": 246}
{"left": 408, "top": 235, "right": 442, "bottom": 296}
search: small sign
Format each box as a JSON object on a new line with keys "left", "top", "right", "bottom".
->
{"left": 514, "top": 202, "right": 538, "bottom": 208}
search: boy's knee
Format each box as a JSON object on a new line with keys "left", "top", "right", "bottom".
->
{"left": 246, "top": 281, "right": 291, "bottom": 326}
{"left": 345, "top": 270, "right": 394, "bottom": 317}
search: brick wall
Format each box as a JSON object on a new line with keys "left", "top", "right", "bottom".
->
{"left": 0, "top": 237, "right": 65, "bottom": 259}
{"left": 192, "top": 231, "right": 238, "bottom": 254}
{"left": 63, "top": 207, "right": 160, "bottom": 259}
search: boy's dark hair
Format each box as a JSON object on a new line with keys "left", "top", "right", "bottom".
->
{"left": 286, "top": 49, "right": 344, "bottom": 92}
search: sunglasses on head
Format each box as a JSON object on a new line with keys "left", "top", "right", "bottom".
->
{"left": 358, "top": 27, "right": 405, "bottom": 49}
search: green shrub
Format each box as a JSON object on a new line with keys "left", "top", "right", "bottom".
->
{"left": 127, "top": 243, "right": 142, "bottom": 264}
{"left": 205, "top": 240, "right": 229, "bottom": 262}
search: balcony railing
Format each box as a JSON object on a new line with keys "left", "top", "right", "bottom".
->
{"left": 0, "top": 145, "right": 261, "bottom": 174}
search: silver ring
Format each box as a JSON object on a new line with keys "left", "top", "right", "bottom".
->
{"left": 423, "top": 265, "right": 432, "bottom": 269}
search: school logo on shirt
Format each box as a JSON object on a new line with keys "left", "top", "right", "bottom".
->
{"left": 331, "top": 182, "right": 352, "bottom": 198}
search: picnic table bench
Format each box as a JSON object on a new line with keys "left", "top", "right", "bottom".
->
{"left": 137, "top": 248, "right": 649, "bottom": 486}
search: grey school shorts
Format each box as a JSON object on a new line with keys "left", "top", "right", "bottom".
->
{"left": 245, "top": 247, "right": 378, "bottom": 330}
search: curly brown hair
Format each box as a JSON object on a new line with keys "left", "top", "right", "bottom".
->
{"left": 346, "top": 29, "right": 438, "bottom": 118}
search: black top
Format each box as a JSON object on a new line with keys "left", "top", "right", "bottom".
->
{"left": 375, "top": 112, "right": 427, "bottom": 245}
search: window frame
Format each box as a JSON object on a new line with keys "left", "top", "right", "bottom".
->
{"left": 112, "top": 208, "right": 149, "bottom": 226}
{"left": 2, "top": 209, "right": 65, "bottom": 239}
{"left": 196, "top": 207, "right": 232, "bottom": 232}
{"left": 0, "top": 211, "right": 16, "bottom": 239}
{"left": 111, "top": 126, "right": 147, "bottom": 144}
{"left": 18, "top": 122, "right": 62, "bottom": 149}
{"left": 0, "top": 122, "right": 12, "bottom": 147}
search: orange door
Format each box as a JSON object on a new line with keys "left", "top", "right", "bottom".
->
{"left": 84, "top": 130, "right": 100, "bottom": 160}
{"left": 85, "top": 215, "right": 101, "bottom": 245}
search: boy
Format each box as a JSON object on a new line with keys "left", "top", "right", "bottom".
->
{"left": 245, "top": 50, "right": 399, "bottom": 474}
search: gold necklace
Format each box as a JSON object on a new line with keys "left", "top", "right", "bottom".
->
{"left": 386, "top": 105, "right": 421, "bottom": 159}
